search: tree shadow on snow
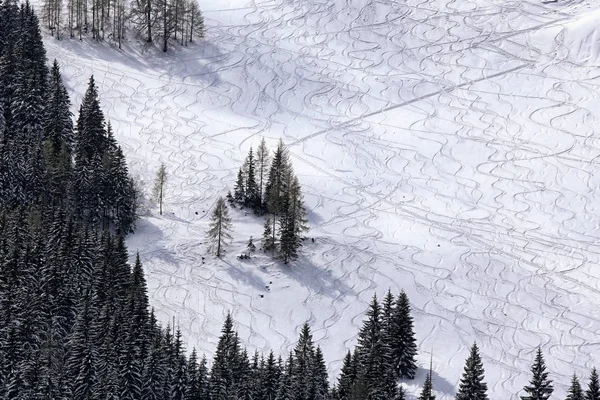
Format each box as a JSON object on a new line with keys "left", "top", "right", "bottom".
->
{"left": 221, "top": 258, "right": 269, "bottom": 292}
{"left": 52, "top": 35, "right": 226, "bottom": 87}
{"left": 126, "top": 217, "right": 182, "bottom": 269}
{"left": 272, "top": 252, "right": 356, "bottom": 299}
{"left": 401, "top": 366, "right": 455, "bottom": 398}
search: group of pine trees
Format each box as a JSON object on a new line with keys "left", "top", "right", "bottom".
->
{"left": 334, "top": 291, "right": 418, "bottom": 400}
{"left": 0, "top": 0, "right": 137, "bottom": 234}
{"left": 228, "top": 138, "right": 309, "bottom": 263}
{"left": 40, "top": 0, "right": 205, "bottom": 51}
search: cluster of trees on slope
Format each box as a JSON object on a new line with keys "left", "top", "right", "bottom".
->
{"left": 0, "top": 0, "right": 137, "bottom": 234}
{"left": 223, "top": 139, "right": 308, "bottom": 263}
{"left": 41, "top": 0, "right": 205, "bottom": 51}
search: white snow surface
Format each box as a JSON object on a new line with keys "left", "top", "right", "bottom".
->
{"left": 39, "top": 0, "right": 600, "bottom": 397}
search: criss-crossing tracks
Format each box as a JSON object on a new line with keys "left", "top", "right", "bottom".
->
{"left": 42, "top": 0, "right": 600, "bottom": 397}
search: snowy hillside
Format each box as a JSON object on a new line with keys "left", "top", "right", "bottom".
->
{"left": 40, "top": 0, "right": 600, "bottom": 397}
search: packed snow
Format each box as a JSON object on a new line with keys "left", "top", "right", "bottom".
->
{"left": 39, "top": 0, "right": 600, "bottom": 397}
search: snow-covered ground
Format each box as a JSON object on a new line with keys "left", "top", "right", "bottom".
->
{"left": 41, "top": 0, "right": 600, "bottom": 397}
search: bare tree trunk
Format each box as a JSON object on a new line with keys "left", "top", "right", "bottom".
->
{"left": 162, "top": 0, "right": 167, "bottom": 52}
{"left": 56, "top": 0, "right": 61, "bottom": 39}
{"left": 173, "top": 0, "right": 177, "bottom": 42}
{"left": 217, "top": 217, "right": 222, "bottom": 257}
{"left": 101, "top": 0, "right": 104, "bottom": 40}
{"left": 189, "top": 1, "right": 193, "bottom": 42}
{"left": 146, "top": 0, "right": 152, "bottom": 42}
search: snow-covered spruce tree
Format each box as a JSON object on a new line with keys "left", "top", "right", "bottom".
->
{"left": 264, "top": 139, "right": 290, "bottom": 245}
{"left": 170, "top": 328, "right": 187, "bottom": 400}
{"left": 43, "top": 60, "right": 73, "bottom": 206}
{"left": 391, "top": 290, "right": 418, "bottom": 379}
{"left": 244, "top": 147, "right": 259, "bottom": 210}
{"left": 586, "top": 368, "right": 600, "bottom": 400}
{"left": 355, "top": 295, "right": 394, "bottom": 400}
{"left": 206, "top": 197, "right": 233, "bottom": 257}
{"left": 381, "top": 290, "right": 399, "bottom": 397}
{"left": 521, "top": 348, "right": 553, "bottom": 400}
{"left": 255, "top": 137, "right": 270, "bottom": 212}
{"left": 209, "top": 312, "right": 240, "bottom": 400}
{"left": 292, "top": 322, "right": 317, "bottom": 400}
{"left": 262, "top": 217, "right": 275, "bottom": 252}
{"left": 263, "top": 350, "right": 281, "bottom": 400}
{"left": 567, "top": 374, "right": 584, "bottom": 400}
{"left": 278, "top": 171, "right": 308, "bottom": 264}
{"left": 419, "top": 366, "right": 435, "bottom": 400}
{"left": 312, "top": 346, "right": 330, "bottom": 400}
{"left": 66, "top": 288, "right": 100, "bottom": 400}
{"left": 338, "top": 350, "right": 356, "bottom": 400}
{"left": 186, "top": 348, "right": 201, "bottom": 400}
{"left": 456, "top": 343, "right": 488, "bottom": 400}
{"left": 152, "top": 163, "right": 167, "bottom": 215}
{"left": 233, "top": 168, "right": 245, "bottom": 205}
{"left": 247, "top": 236, "right": 256, "bottom": 254}
{"left": 276, "top": 352, "right": 295, "bottom": 400}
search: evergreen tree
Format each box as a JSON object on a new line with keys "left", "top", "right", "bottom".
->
{"left": 263, "top": 350, "right": 280, "bottom": 400}
{"left": 567, "top": 374, "right": 584, "bottom": 400}
{"left": 186, "top": 349, "right": 201, "bottom": 400}
{"left": 44, "top": 60, "right": 73, "bottom": 153}
{"left": 66, "top": 288, "right": 99, "bottom": 400}
{"left": 456, "top": 343, "right": 488, "bottom": 400}
{"left": 246, "top": 236, "right": 256, "bottom": 254}
{"left": 276, "top": 352, "right": 294, "bottom": 400}
{"left": 419, "top": 367, "right": 435, "bottom": 400}
{"left": 312, "top": 346, "right": 329, "bottom": 400}
{"left": 390, "top": 290, "right": 418, "bottom": 379}
{"left": 337, "top": 351, "right": 355, "bottom": 400}
{"left": 521, "top": 348, "right": 553, "bottom": 400}
{"left": 256, "top": 137, "right": 270, "bottom": 213}
{"left": 244, "top": 147, "right": 259, "bottom": 210}
{"left": 171, "top": 329, "right": 187, "bottom": 400}
{"left": 209, "top": 312, "right": 239, "bottom": 400}
{"left": 278, "top": 172, "right": 308, "bottom": 264}
{"left": 206, "top": 197, "right": 233, "bottom": 257}
{"left": 234, "top": 168, "right": 245, "bottom": 205}
{"left": 587, "top": 369, "right": 600, "bottom": 400}
{"left": 262, "top": 217, "right": 275, "bottom": 252}
{"left": 355, "top": 295, "right": 390, "bottom": 400}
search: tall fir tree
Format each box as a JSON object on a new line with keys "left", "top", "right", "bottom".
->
{"left": 455, "top": 343, "right": 488, "bottom": 400}
{"left": 521, "top": 348, "right": 553, "bottom": 400}
{"left": 567, "top": 374, "right": 584, "bottom": 400}
{"left": 391, "top": 290, "right": 418, "bottom": 379}
{"left": 209, "top": 312, "right": 240, "bottom": 400}
{"left": 278, "top": 172, "right": 308, "bottom": 264}
{"left": 338, "top": 350, "right": 356, "bottom": 400}
{"left": 244, "top": 147, "right": 259, "bottom": 210}
{"left": 355, "top": 295, "right": 392, "bottom": 400}
{"left": 255, "top": 137, "right": 270, "bottom": 213}
{"left": 233, "top": 168, "right": 245, "bottom": 205}
{"left": 586, "top": 369, "right": 600, "bottom": 400}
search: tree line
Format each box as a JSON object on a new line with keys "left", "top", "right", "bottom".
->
{"left": 40, "top": 0, "right": 205, "bottom": 51}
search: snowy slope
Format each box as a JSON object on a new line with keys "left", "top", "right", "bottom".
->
{"left": 40, "top": 0, "right": 600, "bottom": 398}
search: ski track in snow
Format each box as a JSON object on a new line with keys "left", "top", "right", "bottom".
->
{"left": 39, "top": 0, "right": 600, "bottom": 397}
